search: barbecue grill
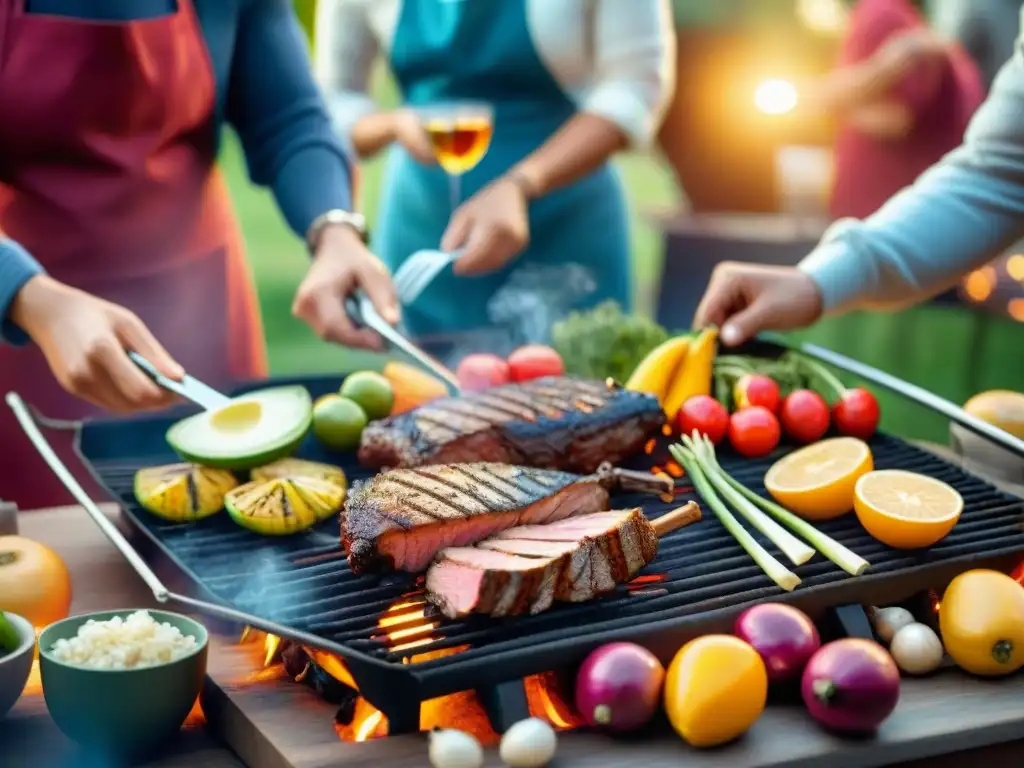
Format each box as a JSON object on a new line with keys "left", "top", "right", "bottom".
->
{"left": 10, "top": 339, "right": 1024, "bottom": 734}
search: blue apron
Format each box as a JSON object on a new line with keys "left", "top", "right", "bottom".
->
{"left": 373, "top": 0, "right": 632, "bottom": 342}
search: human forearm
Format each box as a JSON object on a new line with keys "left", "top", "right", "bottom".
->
{"left": 350, "top": 111, "right": 400, "bottom": 159}
{"left": 508, "top": 114, "right": 627, "bottom": 199}
{"left": 845, "top": 100, "right": 914, "bottom": 139}
{"left": 0, "top": 238, "right": 44, "bottom": 346}
{"left": 799, "top": 56, "right": 1024, "bottom": 313}
{"left": 230, "top": 0, "right": 355, "bottom": 238}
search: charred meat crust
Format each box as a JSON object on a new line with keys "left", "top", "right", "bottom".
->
{"left": 357, "top": 376, "right": 664, "bottom": 474}
{"left": 342, "top": 463, "right": 611, "bottom": 573}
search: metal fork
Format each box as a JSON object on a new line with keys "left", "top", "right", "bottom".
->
{"left": 392, "top": 248, "right": 462, "bottom": 306}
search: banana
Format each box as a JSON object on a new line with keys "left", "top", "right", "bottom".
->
{"left": 663, "top": 326, "right": 720, "bottom": 418}
{"left": 625, "top": 335, "right": 691, "bottom": 409}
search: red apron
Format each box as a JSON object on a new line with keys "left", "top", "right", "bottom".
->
{"left": 0, "top": 0, "right": 268, "bottom": 510}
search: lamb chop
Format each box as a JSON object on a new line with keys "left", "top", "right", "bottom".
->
{"left": 342, "top": 462, "right": 673, "bottom": 574}
{"left": 426, "top": 503, "right": 701, "bottom": 619}
{"left": 358, "top": 376, "right": 664, "bottom": 474}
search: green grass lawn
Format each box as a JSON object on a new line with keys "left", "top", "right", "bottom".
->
{"left": 222, "top": 63, "right": 679, "bottom": 375}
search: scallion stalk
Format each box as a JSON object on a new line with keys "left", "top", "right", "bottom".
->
{"left": 670, "top": 445, "right": 801, "bottom": 592}
{"left": 680, "top": 434, "right": 815, "bottom": 566}
{"left": 697, "top": 435, "right": 869, "bottom": 577}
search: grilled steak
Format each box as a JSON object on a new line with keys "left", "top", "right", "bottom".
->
{"left": 344, "top": 463, "right": 609, "bottom": 573}
{"left": 358, "top": 376, "right": 664, "bottom": 474}
{"left": 426, "top": 504, "right": 701, "bottom": 619}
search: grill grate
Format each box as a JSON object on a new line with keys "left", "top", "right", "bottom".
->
{"left": 87, "top": 428, "right": 1024, "bottom": 693}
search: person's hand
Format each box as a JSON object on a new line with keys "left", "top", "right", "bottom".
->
{"left": 292, "top": 224, "right": 400, "bottom": 350}
{"left": 442, "top": 177, "right": 530, "bottom": 276}
{"left": 876, "top": 28, "right": 947, "bottom": 72}
{"left": 693, "top": 263, "right": 825, "bottom": 346}
{"left": 9, "top": 275, "right": 183, "bottom": 413}
{"left": 390, "top": 109, "right": 436, "bottom": 165}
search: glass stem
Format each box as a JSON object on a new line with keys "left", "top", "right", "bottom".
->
{"left": 449, "top": 173, "right": 461, "bottom": 216}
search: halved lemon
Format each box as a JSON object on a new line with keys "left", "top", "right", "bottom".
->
{"left": 854, "top": 470, "right": 963, "bottom": 549}
{"left": 764, "top": 437, "right": 873, "bottom": 520}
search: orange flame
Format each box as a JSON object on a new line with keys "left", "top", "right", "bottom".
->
{"left": 242, "top": 599, "right": 581, "bottom": 744}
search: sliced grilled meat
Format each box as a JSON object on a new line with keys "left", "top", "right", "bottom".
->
{"left": 358, "top": 376, "right": 664, "bottom": 474}
{"left": 343, "top": 462, "right": 673, "bottom": 574}
{"left": 344, "top": 464, "right": 606, "bottom": 573}
{"left": 426, "top": 504, "right": 701, "bottom": 619}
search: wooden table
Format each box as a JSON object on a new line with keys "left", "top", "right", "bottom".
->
{"left": 1, "top": 505, "right": 243, "bottom": 768}
{"left": 6, "top": 456, "right": 1024, "bottom": 767}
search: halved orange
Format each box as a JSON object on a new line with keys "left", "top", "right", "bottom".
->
{"left": 854, "top": 470, "right": 963, "bottom": 549}
{"left": 764, "top": 437, "right": 873, "bottom": 520}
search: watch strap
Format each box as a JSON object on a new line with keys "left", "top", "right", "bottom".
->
{"left": 306, "top": 209, "right": 368, "bottom": 253}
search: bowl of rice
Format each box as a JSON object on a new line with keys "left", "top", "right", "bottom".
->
{"left": 38, "top": 609, "right": 208, "bottom": 759}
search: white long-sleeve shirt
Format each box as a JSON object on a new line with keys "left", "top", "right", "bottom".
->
{"left": 313, "top": 0, "right": 676, "bottom": 150}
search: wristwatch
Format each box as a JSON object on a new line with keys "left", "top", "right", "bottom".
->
{"left": 306, "top": 209, "right": 369, "bottom": 253}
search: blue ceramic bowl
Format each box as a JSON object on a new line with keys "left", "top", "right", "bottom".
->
{"left": 38, "top": 609, "right": 208, "bottom": 761}
{"left": 0, "top": 612, "right": 36, "bottom": 719}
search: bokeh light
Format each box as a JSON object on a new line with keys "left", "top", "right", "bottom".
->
{"left": 755, "top": 79, "right": 799, "bottom": 116}
{"left": 963, "top": 269, "right": 994, "bottom": 302}
{"left": 1007, "top": 254, "right": 1024, "bottom": 282}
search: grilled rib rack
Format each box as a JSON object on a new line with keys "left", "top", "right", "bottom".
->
{"left": 10, "top": 340, "right": 1024, "bottom": 734}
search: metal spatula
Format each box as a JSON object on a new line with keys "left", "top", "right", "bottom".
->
{"left": 128, "top": 351, "right": 232, "bottom": 411}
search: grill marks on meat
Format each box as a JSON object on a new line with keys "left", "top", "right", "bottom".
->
{"left": 343, "top": 463, "right": 610, "bottom": 573}
{"left": 426, "top": 508, "right": 660, "bottom": 619}
{"left": 358, "top": 376, "right": 664, "bottom": 474}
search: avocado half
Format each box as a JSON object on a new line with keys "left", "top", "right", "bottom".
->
{"left": 166, "top": 385, "right": 313, "bottom": 470}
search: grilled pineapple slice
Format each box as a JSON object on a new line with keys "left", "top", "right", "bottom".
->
{"left": 224, "top": 476, "right": 345, "bottom": 536}
{"left": 134, "top": 463, "right": 239, "bottom": 523}
{"left": 251, "top": 458, "right": 346, "bottom": 488}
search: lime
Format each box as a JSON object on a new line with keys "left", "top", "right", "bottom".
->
{"left": 312, "top": 395, "right": 368, "bottom": 452}
{"left": 0, "top": 611, "right": 21, "bottom": 655}
{"left": 340, "top": 371, "right": 395, "bottom": 421}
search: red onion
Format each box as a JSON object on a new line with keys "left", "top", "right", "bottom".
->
{"left": 801, "top": 638, "right": 900, "bottom": 734}
{"left": 574, "top": 642, "right": 664, "bottom": 733}
{"left": 734, "top": 603, "right": 821, "bottom": 683}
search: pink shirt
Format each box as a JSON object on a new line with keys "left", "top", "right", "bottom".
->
{"left": 830, "top": 0, "right": 984, "bottom": 220}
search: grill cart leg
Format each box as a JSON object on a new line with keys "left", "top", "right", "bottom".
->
{"left": 370, "top": 699, "right": 420, "bottom": 735}
{"left": 0, "top": 500, "right": 18, "bottom": 536}
{"left": 477, "top": 679, "right": 530, "bottom": 734}
{"left": 828, "top": 604, "right": 875, "bottom": 641}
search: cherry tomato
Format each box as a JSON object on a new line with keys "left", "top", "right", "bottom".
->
{"left": 678, "top": 395, "right": 730, "bottom": 444}
{"left": 832, "top": 388, "right": 880, "bottom": 440}
{"left": 728, "top": 406, "right": 782, "bottom": 458}
{"left": 733, "top": 374, "right": 781, "bottom": 413}
{"left": 778, "top": 390, "right": 830, "bottom": 444}
{"left": 507, "top": 345, "right": 565, "bottom": 382}
{"left": 456, "top": 354, "right": 511, "bottom": 392}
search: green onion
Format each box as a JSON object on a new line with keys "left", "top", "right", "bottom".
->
{"left": 696, "top": 435, "right": 869, "bottom": 577}
{"left": 670, "top": 445, "right": 801, "bottom": 592}
{"left": 680, "top": 434, "right": 815, "bottom": 566}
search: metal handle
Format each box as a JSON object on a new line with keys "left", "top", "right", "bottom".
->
{"left": 345, "top": 291, "right": 462, "bottom": 395}
{"left": 5, "top": 391, "right": 172, "bottom": 602}
{"left": 774, "top": 337, "right": 1024, "bottom": 460}
{"left": 128, "top": 351, "right": 230, "bottom": 411}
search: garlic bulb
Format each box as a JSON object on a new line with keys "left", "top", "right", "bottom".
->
{"left": 869, "top": 606, "right": 915, "bottom": 645}
{"left": 428, "top": 728, "right": 484, "bottom": 768}
{"left": 499, "top": 718, "right": 558, "bottom": 767}
{"left": 890, "top": 622, "right": 945, "bottom": 675}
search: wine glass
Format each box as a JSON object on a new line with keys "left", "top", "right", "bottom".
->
{"left": 417, "top": 101, "right": 494, "bottom": 214}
